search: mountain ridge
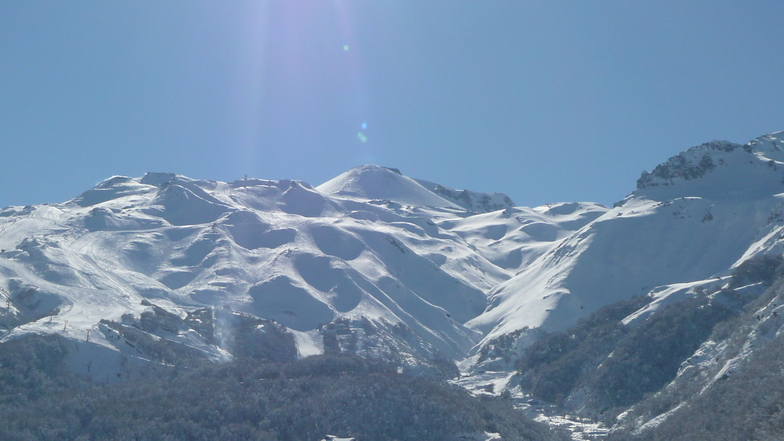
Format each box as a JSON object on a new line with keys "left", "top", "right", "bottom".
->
{"left": 1, "top": 164, "right": 548, "bottom": 382}
{"left": 3, "top": 132, "right": 784, "bottom": 435}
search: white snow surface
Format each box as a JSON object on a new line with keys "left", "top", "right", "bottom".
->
{"left": 469, "top": 131, "right": 784, "bottom": 348}
{"left": 3, "top": 132, "right": 784, "bottom": 383}
{"left": 317, "top": 165, "right": 462, "bottom": 209}
{"left": 0, "top": 166, "right": 594, "bottom": 380}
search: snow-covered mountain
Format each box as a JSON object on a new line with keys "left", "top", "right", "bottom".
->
{"left": 0, "top": 163, "right": 598, "bottom": 381}
{"left": 3, "top": 131, "right": 784, "bottom": 400}
{"left": 468, "top": 132, "right": 784, "bottom": 359}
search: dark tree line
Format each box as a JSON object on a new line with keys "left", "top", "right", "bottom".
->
{"left": 0, "top": 336, "right": 568, "bottom": 441}
{"left": 517, "top": 255, "right": 784, "bottom": 422}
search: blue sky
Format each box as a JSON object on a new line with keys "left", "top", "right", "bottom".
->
{"left": 2, "top": 1, "right": 783, "bottom": 209}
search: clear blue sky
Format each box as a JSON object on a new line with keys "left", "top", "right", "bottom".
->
{"left": 2, "top": 1, "right": 783, "bottom": 209}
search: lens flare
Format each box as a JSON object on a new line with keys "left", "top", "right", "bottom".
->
{"left": 236, "top": 2, "right": 375, "bottom": 176}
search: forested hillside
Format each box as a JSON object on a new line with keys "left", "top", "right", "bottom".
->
{"left": 0, "top": 335, "right": 567, "bottom": 441}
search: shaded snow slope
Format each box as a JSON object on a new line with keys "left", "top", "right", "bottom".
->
{"left": 414, "top": 178, "right": 516, "bottom": 213}
{"left": 439, "top": 203, "right": 607, "bottom": 272}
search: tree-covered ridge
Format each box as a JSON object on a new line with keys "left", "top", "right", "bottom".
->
{"left": 608, "top": 330, "right": 784, "bottom": 441}
{"left": 605, "top": 256, "right": 784, "bottom": 440}
{"left": 0, "top": 335, "right": 568, "bottom": 441}
{"left": 516, "top": 255, "right": 784, "bottom": 422}
{"left": 516, "top": 295, "right": 652, "bottom": 408}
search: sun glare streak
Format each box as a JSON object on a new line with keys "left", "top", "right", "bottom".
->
{"left": 230, "top": 1, "right": 376, "bottom": 179}
{"left": 332, "top": 1, "right": 375, "bottom": 161}
{"left": 230, "top": 2, "right": 270, "bottom": 179}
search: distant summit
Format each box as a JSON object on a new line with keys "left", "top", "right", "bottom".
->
{"left": 316, "top": 164, "right": 461, "bottom": 208}
{"left": 317, "top": 164, "right": 515, "bottom": 213}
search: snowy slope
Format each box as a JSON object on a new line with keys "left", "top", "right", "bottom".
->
{"left": 4, "top": 131, "right": 784, "bottom": 386}
{"left": 469, "top": 132, "right": 784, "bottom": 352}
{"left": 0, "top": 165, "right": 598, "bottom": 381}
{"left": 439, "top": 203, "right": 606, "bottom": 272}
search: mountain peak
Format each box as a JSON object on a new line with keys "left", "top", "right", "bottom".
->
{"left": 317, "top": 165, "right": 462, "bottom": 209}
{"left": 632, "top": 131, "right": 784, "bottom": 201}
{"left": 746, "top": 130, "right": 784, "bottom": 157}
{"left": 317, "top": 165, "right": 516, "bottom": 213}
{"left": 636, "top": 140, "right": 742, "bottom": 190}
{"left": 140, "top": 172, "right": 181, "bottom": 186}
